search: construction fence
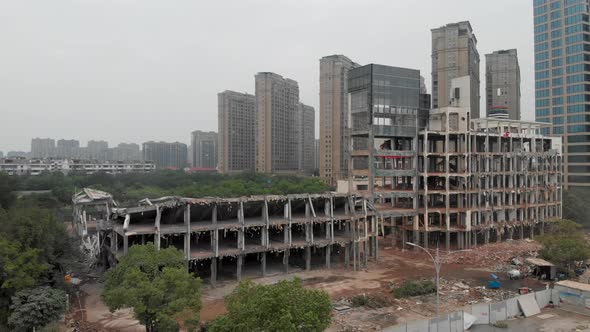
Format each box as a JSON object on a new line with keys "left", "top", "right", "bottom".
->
{"left": 382, "top": 287, "right": 585, "bottom": 332}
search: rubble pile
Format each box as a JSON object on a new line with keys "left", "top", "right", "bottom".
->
{"left": 442, "top": 240, "right": 541, "bottom": 268}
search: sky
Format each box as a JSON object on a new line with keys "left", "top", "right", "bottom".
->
{"left": 0, "top": 0, "right": 534, "bottom": 152}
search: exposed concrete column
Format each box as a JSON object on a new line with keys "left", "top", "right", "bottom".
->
{"left": 530, "top": 225, "right": 535, "bottom": 239}
{"left": 423, "top": 232, "right": 429, "bottom": 249}
{"left": 497, "top": 228, "right": 502, "bottom": 243}
{"left": 305, "top": 246, "right": 311, "bottom": 271}
{"left": 237, "top": 254, "right": 243, "bottom": 281}
{"left": 509, "top": 227, "right": 514, "bottom": 240}
{"left": 413, "top": 230, "right": 420, "bottom": 250}
{"left": 485, "top": 230, "right": 490, "bottom": 244}
{"left": 457, "top": 232, "right": 463, "bottom": 250}
{"left": 391, "top": 218, "right": 396, "bottom": 247}
{"left": 326, "top": 245, "right": 331, "bottom": 268}
{"left": 211, "top": 257, "right": 217, "bottom": 287}
{"left": 344, "top": 243, "right": 350, "bottom": 268}
{"left": 445, "top": 231, "right": 450, "bottom": 251}
{"left": 261, "top": 252, "right": 267, "bottom": 276}
{"left": 283, "top": 250, "right": 290, "bottom": 273}
{"left": 123, "top": 235, "right": 128, "bottom": 255}
{"left": 520, "top": 225, "right": 524, "bottom": 239}
{"left": 363, "top": 241, "right": 368, "bottom": 268}
{"left": 472, "top": 230, "right": 477, "bottom": 247}
{"left": 184, "top": 204, "right": 191, "bottom": 260}
{"left": 155, "top": 205, "right": 161, "bottom": 250}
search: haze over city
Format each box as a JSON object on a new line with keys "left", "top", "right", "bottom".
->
{"left": 0, "top": 0, "right": 533, "bottom": 151}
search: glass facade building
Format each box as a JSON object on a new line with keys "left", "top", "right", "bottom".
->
{"left": 534, "top": 0, "right": 590, "bottom": 187}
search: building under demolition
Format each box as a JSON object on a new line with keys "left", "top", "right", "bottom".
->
{"left": 347, "top": 72, "right": 562, "bottom": 251}
{"left": 73, "top": 189, "right": 378, "bottom": 285}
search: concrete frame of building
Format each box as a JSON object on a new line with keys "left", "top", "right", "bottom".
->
{"left": 75, "top": 192, "right": 378, "bottom": 286}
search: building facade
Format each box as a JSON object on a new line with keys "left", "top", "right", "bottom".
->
{"left": 109, "top": 143, "right": 142, "bottom": 162}
{"left": 0, "top": 157, "right": 155, "bottom": 176}
{"left": 485, "top": 49, "right": 521, "bottom": 120}
{"left": 217, "top": 90, "right": 257, "bottom": 174}
{"left": 295, "top": 103, "right": 316, "bottom": 174}
{"left": 431, "top": 21, "right": 480, "bottom": 118}
{"left": 56, "top": 139, "right": 80, "bottom": 158}
{"left": 190, "top": 131, "right": 218, "bottom": 169}
{"left": 142, "top": 141, "right": 187, "bottom": 169}
{"left": 255, "top": 72, "right": 300, "bottom": 173}
{"left": 319, "top": 55, "right": 360, "bottom": 184}
{"left": 31, "top": 138, "right": 55, "bottom": 158}
{"left": 533, "top": 0, "right": 590, "bottom": 188}
{"left": 87, "top": 140, "right": 109, "bottom": 160}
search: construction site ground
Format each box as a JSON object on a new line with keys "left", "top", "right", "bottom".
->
{"left": 64, "top": 239, "right": 546, "bottom": 331}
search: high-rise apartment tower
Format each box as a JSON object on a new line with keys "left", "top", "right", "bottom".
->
{"left": 431, "top": 21, "right": 480, "bottom": 118}
{"left": 486, "top": 49, "right": 521, "bottom": 120}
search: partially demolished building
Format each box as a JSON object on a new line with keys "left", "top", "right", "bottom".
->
{"left": 347, "top": 70, "right": 562, "bottom": 251}
{"left": 74, "top": 190, "right": 378, "bottom": 285}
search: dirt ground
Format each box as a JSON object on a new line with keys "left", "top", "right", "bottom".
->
{"left": 67, "top": 239, "right": 546, "bottom": 331}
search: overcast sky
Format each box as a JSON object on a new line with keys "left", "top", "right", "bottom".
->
{"left": 0, "top": 0, "right": 534, "bottom": 152}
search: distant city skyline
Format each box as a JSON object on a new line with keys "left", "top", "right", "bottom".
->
{"left": 0, "top": 0, "right": 534, "bottom": 151}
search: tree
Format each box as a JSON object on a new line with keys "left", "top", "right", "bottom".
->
{"left": 538, "top": 219, "right": 590, "bottom": 271}
{"left": 8, "top": 286, "right": 67, "bottom": 332}
{"left": 208, "top": 278, "right": 331, "bottom": 332}
{"left": 102, "top": 244, "right": 202, "bottom": 332}
{"left": 0, "top": 173, "right": 17, "bottom": 209}
{"left": 0, "top": 235, "right": 48, "bottom": 291}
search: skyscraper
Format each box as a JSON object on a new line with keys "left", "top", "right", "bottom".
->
{"left": 191, "top": 130, "right": 218, "bottom": 169}
{"left": 31, "top": 138, "right": 55, "bottom": 158}
{"left": 217, "top": 90, "right": 257, "bottom": 174}
{"left": 485, "top": 49, "right": 521, "bottom": 120}
{"left": 142, "top": 141, "right": 187, "bottom": 169}
{"left": 109, "top": 143, "right": 142, "bottom": 161}
{"left": 319, "top": 55, "right": 360, "bottom": 184}
{"left": 87, "top": 140, "right": 109, "bottom": 160}
{"left": 431, "top": 21, "right": 480, "bottom": 118}
{"left": 295, "top": 102, "right": 315, "bottom": 174}
{"left": 56, "top": 139, "right": 80, "bottom": 158}
{"left": 533, "top": 0, "right": 590, "bottom": 187}
{"left": 255, "top": 72, "right": 299, "bottom": 173}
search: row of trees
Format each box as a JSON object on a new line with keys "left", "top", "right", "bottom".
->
{"left": 1, "top": 170, "right": 331, "bottom": 207}
{"left": 103, "top": 244, "right": 332, "bottom": 332}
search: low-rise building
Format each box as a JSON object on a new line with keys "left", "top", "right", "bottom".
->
{"left": 0, "top": 158, "right": 155, "bottom": 175}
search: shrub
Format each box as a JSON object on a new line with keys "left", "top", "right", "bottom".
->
{"left": 392, "top": 280, "right": 436, "bottom": 298}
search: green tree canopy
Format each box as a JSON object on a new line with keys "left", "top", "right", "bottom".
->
{"left": 8, "top": 286, "right": 67, "bottom": 332}
{"left": 102, "top": 244, "right": 202, "bottom": 332}
{"left": 209, "top": 278, "right": 331, "bottom": 332}
{"left": 538, "top": 219, "right": 590, "bottom": 270}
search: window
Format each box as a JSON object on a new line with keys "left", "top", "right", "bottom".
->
{"left": 568, "top": 104, "right": 586, "bottom": 113}
{"left": 537, "top": 99, "right": 550, "bottom": 107}
{"left": 566, "top": 43, "right": 584, "bottom": 54}
{"left": 537, "top": 80, "right": 550, "bottom": 89}
{"left": 538, "top": 117, "right": 551, "bottom": 123}
{"left": 537, "top": 33, "right": 549, "bottom": 43}
{"left": 566, "top": 63, "right": 585, "bottom": 73}
{"left": 552, "top": 19, "right": 563, "bottom": 28}
{"left": 534, "top": 60, "right": 546, "bottom": 70}
{"left": 569, "top": 156, "right": 590, "bottom": 163}
{"left": 554, "top": 126, "right": 564, "bottom": 134}
{"left": 552, "top": 39, "right": 563, "bottom": 48}
{"left": 554, "top": 116, "right": 564, "bottom": 124}
{"left": 535, "top": 24, "right": 549, "bottom": 34}
{"left": 566, "top": 23, "right": 588, "bottom": 34}
{"left": 569, "top": 145, "right": 590, "bottom": 153}
{"left": 552, "top": 67, "right": 564, "bottom": 76}
{"left": 534, "top": 0, "right": 546, "bottom": 5}
{"left": 553, "top": 87, "right": 564, "bottom": 95}
{"left": 536, "top": 108, "right": 550, "bottom": 117}
{"left": 541, "top": 127, "right": 551, "bottom": 135}
{"left": 552, "top": 10, "right": 563, "bottom": 20}
{"left": 554, "top": 106, "right": 565, "bottom": 114}
{"left": 569, "top": 134, "right": 590, "bottom": 142}
{"left": 552, "top": 58, "right": 563, "bottom": 66}
{"left": 552, "top": 29, "right": 563, "bottom": 38}
{"left": 536, "top": 51, "right": 550, "bottom": 61}
{"left": 566, "top": 34, "right": 584, "bottom": 44}
{"left": 551, "top": 1, "right": 561, "bottom": 9}
{"left": 536, "top": 5, "right": 548, "bottom": 15}
{"left": 536, "top": 70, "right": 550, "bottom": 79}
{"left": 567, "top": 84, "right": 585, "bottom": 93}
{"left": 565, "top": 14, "right": 586, "bottom": 25}
{"left": 536, "top": 42, "right": 549, "bottom": 51}
{"left": 552, "top": 48, "right": 563, "bottom": 57}
{"left": 535, "top": 14, "right": 548, "bottom": 25}
{"left": 567, "top": 94, "right": 586, "bottom": 103}
{"left": 567, "top": 73, "right": 586, "bottom": 83}
{"left": 567, "top": 53, "right": 585, "bottom": 63}
{"left": 566, "top": 0, "right": 584, "bottom": 6}
{"left": 569, "top": 165, "right": 590, "bottom": 172}
{"left": 537, "top": 89, "right": 551, "bottom": 98}
{"left": 553, "top": 77, "right": 563, "bottom": 86}
{"left": 568, "top": 124, "right": 590, "bottom": 133}
{"left": 568, "top": 114, "right": 590, "bottom": 122}
{"left": 568, "top": 176, "right": 590, "bottom": 183}
{"left": 553, "top": 96, "right": 564, "bottom": 104}
{"left": 565, "top": 4, "right": 587, "bottom": 16}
